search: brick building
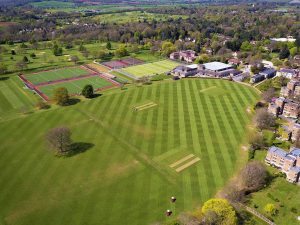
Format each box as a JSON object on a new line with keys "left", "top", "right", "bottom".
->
{"left": 265, "top": 146, "right": 300, "bottom": 183}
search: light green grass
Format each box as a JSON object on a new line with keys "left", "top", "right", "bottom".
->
{"left": 24, "top": 67, "right": 90, "bottom": 85}
{"left": 0, "top": 79, "right": 259, "bottom": 225}
{"left": 38, "top": 76, "right": 113, "bottom": 97}
{"left": 0, "top": 76, "right": 39, "bottom": 119}
{"left": 93, "top": 11, "right": 188, "bottom": 24}
{"left": 249, "top": 177, "right": 300, "bottom": 225}
{"left": 0, "top": 42, "right": 119, "bottom": 74}
{"left": 120, "top": 60, "right": 180, "bottom": 78}
{"left": 30, "top": 1, "right": 75, "bottom": 8}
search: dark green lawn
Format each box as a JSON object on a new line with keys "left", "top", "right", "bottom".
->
{"left": 24, "top": 67, "right": 90, "bottom": 85}
{"left": 0, "top": 79, "right": 259, "bottom": 225}
{"left": 38, "top": 76, "right": 114, "bottom": 97}
{"left": 0, "top": 76, "right": 39, "bottom": 120}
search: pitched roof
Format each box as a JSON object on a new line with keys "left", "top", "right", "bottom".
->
{"left": 289, "top": 166, "right": 300, "bottom": 173}
{"left": 279, "top": 68, "right": 296, "bottom": 74}
{"left": 268, "top": 146, "right": 287, "bottom": 157}
{"left": 259, "top": 68, "right": 276, "bottom": 75}
{"left": 289, "top": 147, "right": 300, "bottom": 157}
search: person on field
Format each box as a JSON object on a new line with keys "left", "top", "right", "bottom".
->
{"left": 165, "top": 209, "right": 172, "bottom": 216}
{"left": 171, "top": 196, "right": 176, "bottom": 203}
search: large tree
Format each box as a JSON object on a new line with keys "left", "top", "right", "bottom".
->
{"left": 45, "top": 126, "right": 72, "bottom": 154}
{"left": 81, "top": 84, "right": 94, "bottom": 98}
{"left": 254, "top": 108, "right": 276, "bottom": 130}
{"left": 201, "top": 198, "right": 237, "bottom": 225}
{"left": 279, "top": 45, "right": 290, "bottom": 59}
{"left": 53, "top": 87, "right": 69, "bottom": 106}
{"left": 262, "top": 88, "right": 275, "bottom": 103}
{"left": 239, "top": 161, "right": 268, "bottom": 192}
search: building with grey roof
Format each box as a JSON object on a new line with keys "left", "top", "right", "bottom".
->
{"left": 266, "top": 146, "right": 300, "bottom": 183}
{"left": 203, "top": 62, "right": 233, "bottom": 72}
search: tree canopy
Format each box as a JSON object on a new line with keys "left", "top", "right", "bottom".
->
{"left": 53, "top": 87, "right": 69, "bottom": 106}
{"left": 202, "top": 198, "right": 238, "bottom": 225}
{"left": 81, "top": 84, "right": 94, "bottom": 98}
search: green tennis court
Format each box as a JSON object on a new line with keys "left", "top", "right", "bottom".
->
{"left": 24, "top": 67, "right": 91, "bottom": 85}
{"left": 38, "top": 76, "right": 113, "bottom": 97}
{"left": 120, "top": 60, "right": 180, "bottom": 78}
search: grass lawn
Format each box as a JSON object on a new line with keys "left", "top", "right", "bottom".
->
{"left": 0, "top": 42, "right": 120, "bottom": 74}
{"left": 92, "top": 11, "right": 188, "bottom": 24}
{"left": 0, "top": 76, "right": 39, "bottom": 120}
{"left": 38, "top": 76, "right": 114, "bottom": 98}
{"left": 110, "top": 70, "right": 133, "bottom": 83}
{"left": 249, "top": 177, "right": 300, "bottom": 225}
{"left": 120, "top": 60, "right": 180, "bottom": 78}
{"left": 0, "top": 78, "right": 259, "bottom": 225}
{"left": 24, "top": 67, "right": 91, "bottom": 85}
{"left": 30, "top": 1, "right": 75, "bottom": 8}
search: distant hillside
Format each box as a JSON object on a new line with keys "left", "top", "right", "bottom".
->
{"left": 0, "top": 0, "right": 297, "bottom": 7}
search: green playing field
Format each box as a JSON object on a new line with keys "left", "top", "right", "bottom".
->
{"left": 0, "top": 78, "right": 259, "bottom": 225}
{"left": 38, "top": 76, "right": 114, "bottom": 97}
{"left": 120, "top": 60, "right": 180, "bottom": 78}
{"left": 24, "top": 67, "right": 91, "bottom": 85}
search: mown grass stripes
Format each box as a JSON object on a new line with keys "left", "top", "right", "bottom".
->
{"left": 0, "top": 78, "right": 259, "bottom": 225}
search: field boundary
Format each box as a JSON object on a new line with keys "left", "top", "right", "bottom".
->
{"left": 115, "top": 69, "right": 138, "bottom": 80}
{"left": 18, "top": 74, "right": 49, "bottom": 101}
{"left": 19, "top": 65, "right": 122, "bottom": 101}
{"left": 35, "top": 74, "right": 96, "bottom": 87}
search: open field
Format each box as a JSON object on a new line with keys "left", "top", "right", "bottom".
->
{"left": 120, "top": 60, "right": 180, "bottom": 78}
{"left": 23, "top": 67, "right": 92, "bottom": 85}
{"left": 33, "top": 3, "right": 152, "bottom": 13}
{"left": 0, "top": 42, "right": 121, "bottom": 74}
{"left": 0, "top": 78, "right": 259, "bottom": 225}
{"left": 93, "top": 11, "right": 189, "bottom": 24}
{"left": 30, "top": 1, "right": 75, "bottom": 8}
{"left": 0, "top": 42, "right": 162, "bottom": 75}
{"left": 38, "top": 75, "right": 115, "bottom": 98}
{"left": 250, "top": 177, "right": 300, "bottom": 225}
{"left": 0, "top": 76, "right": 39, "bottom": 120}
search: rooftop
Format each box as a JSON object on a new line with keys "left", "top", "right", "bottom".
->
{"left": 280, "top": 68, "right": 296, "bottom": 74}
{"left": 270, "top": 37, "right": 296, "bottom": 42}
{"left": 252, "top": 74, "right": 265, "bottom": 78}
{"left": 289, "top": 147, "right": 300, "bottom": 157}
{"left": 186, "top": 64, "right": 198, "bottom": 69}
{"left": 203, "top": 62, "right": 232, "bottom": 71}
{"left": 268, "top": 146, "right": 287, "bottom": 158}
{"left": 259, "top": 68, "right": 276, "bottom": 75}
{"left": 289, "top": 166, "right": 300, "bottom": 173}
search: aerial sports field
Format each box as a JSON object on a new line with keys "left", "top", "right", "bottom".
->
{"left": 19, "top": 66, "right": 119, "bottom": 100}
{"left": 119, "top": 59, "right": 180, "bottom": 78}
{"left": 0, "top": 78, "right": 259, "bottom": 225}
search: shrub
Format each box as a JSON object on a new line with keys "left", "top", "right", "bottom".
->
{"left": 248, "top": 149, "right": 255, "bottom": 160}
{"left": 291, "top": 207, "right": 298, "bottom": 213}
{"left": 35, "top": 101, "right": 49, "bottom": 110}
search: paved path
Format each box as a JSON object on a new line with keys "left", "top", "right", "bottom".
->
{"left": 240, "top": 204, "right": 276, "bottom": 225}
